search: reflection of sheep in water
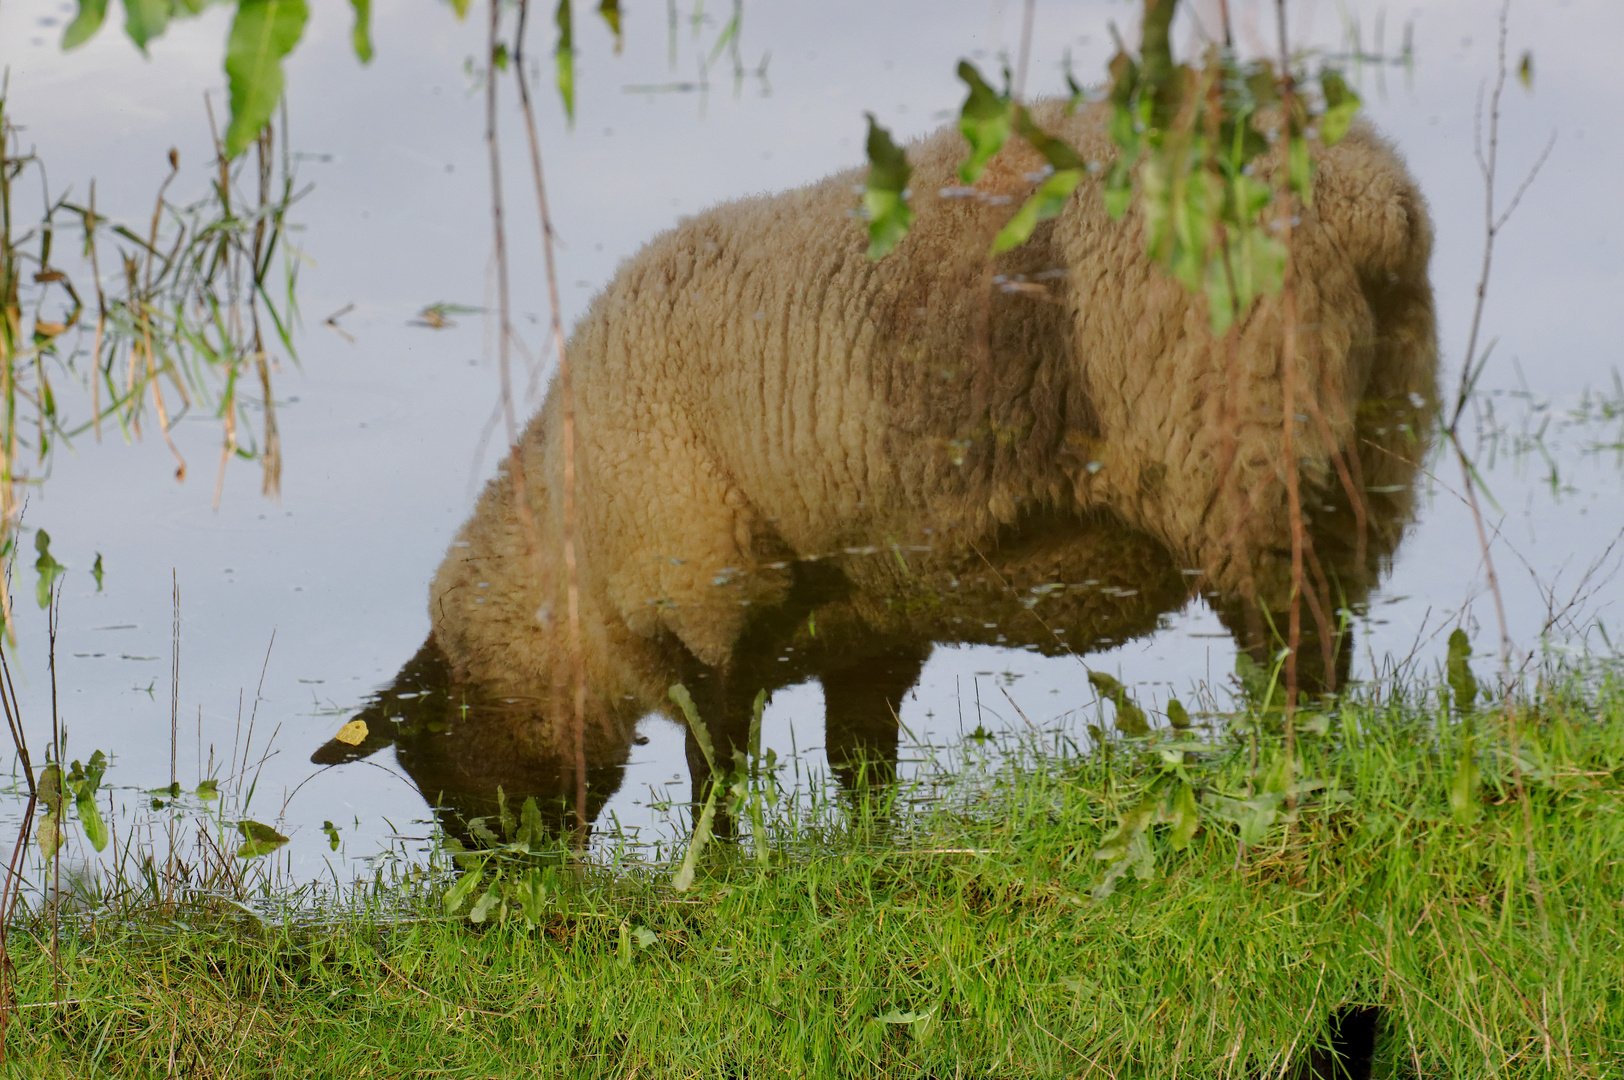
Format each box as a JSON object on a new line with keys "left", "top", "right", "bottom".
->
{"left": 428, "top": 99, "right": 1435, "bottom": 748}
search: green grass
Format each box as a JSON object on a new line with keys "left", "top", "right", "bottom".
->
{"left": 3, "top": 668, "right": 1622, "bottom": 1078}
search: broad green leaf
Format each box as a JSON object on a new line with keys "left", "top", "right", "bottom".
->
{"left": 555, "top": 0, "right": 575, "bottom": 124}
{"left": 1166, "top": 698, "right": 1190, "bottom": 730}
{"left": 1204, "top": 224, "right": 1285, "bottom": 336}
{"left": 1093, "top": 782, "right": 1161, "bottom": 863}
{"left": 37, "top": 812, "right": 63, "bottom": 860}
{"left": 1447, "top": 628, "right": 1477, "bottom": 712}
{"left": 1287, "top": 132, "right": 1313, "bottom": 204}
{"left": 1088, "top": 670, "right": 1149, "bottom": 736}
{"left": 515, "top": 796, "right": 545, "bottom": 847}
{"left": 197, "top": 779, "right": 219, "bottom": 799}
{"left": 74, "top": 789, "right": 109, "bottom": 851}
{"left": 747, "top": 688, "right": 766, "bottom": 765}
{"left": 348, "top": 0, "right": 372, "bottom": 63}
{"left": 444, "top": 867, "right": 482, "bottom": 914}
{"left": 514, "top": 867, "right": 550, "bottom": 923}
{"left": 1205, "top": 791, "right": 1282, "bottom": 848}
{"left": 878, "top": 1008, "right": 932, "bottom": 1024}
{"left": 1062, "top": 50, "right": 1084, "bottom": 112}
{"left": 39, "top": 762, "right": 64, "bottom": 817}
{"left": 991, "top": 168, "right": 1081, "bottom": 254}
{"left": 122, "top": 0, "right": 171, "bottom": 54}
{"left": 598, "top": 0, "right": 622, "bottom": 51}
{"left": 64, "top": 753, "right": 110, "bottom": 853}
{"left": 446, "top": 0, "right": 469, "bottom": 18}
{"left": 468, "top": 888, "right": 499, "bottom": 923}
{"left": 235, "top": 818, "right": 290, "bottom": 858}
{"left": 62, "top": 0, "right": 108, "bottom": 49}
{"left": 1102, "top": 159, "right": 1134, "bottom": 220}
{"left": 223, "top": 0, "right": 310, "bottom": 160}
{"left": 862, "top": 114, "right": 913, "bottom": 260}
{"left": 1449, "top": 735, "right": 1481, "bottom": 825}
{"left": 672, "top": 784, "right": 717, "bottom": 892}
{"left": 1014, "top": 107, "right": 1083, "bottom": 172}
{"left": 669, "top": 683, "right": 716, "bottom": 773}
{"left": 322, "top": 819, "right": 340, "bottom": 849}
{"left": 496, "top": 786, "right": 517, "bottom": 839}
{"left": 955, "top": 60, "right": 1011, "bottom": 185}
{"left": 1168, "top": 780, "right": 1200, "bottom": 851}
{"left": 1318, "top": 69, "right": 1361, "bottom": 146}
{"left": 35, "top": 530, "right": 66, "bottom": 610}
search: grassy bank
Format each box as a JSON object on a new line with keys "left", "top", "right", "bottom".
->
{"left": 3, "top": 668, "right": 1621, "bottom": 1078}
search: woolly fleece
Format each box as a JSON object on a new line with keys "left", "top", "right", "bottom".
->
{"left": 430, "top": 100, "right": 1436, "bottom": 706}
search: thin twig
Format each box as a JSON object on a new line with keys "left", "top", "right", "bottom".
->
{"left": 513, "top": 0, "right": 590, "bottom": 842}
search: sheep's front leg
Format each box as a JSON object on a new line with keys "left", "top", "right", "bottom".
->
{"left": 594, "top": 414, "right": 789, "bottom": 669}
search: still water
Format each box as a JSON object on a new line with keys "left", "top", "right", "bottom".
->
{"left": 0, "top": 0, "right": 1620, "bottom": 881}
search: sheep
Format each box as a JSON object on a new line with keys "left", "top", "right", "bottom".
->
{"left": 426, "top": 98, "right": 1436, "bottom": 741}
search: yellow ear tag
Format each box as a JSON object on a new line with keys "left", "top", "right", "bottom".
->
{"left": 333, "top": 720, "right": 369, "bottom": 746}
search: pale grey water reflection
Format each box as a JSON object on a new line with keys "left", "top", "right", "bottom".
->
{"left": 0, "top": 0, "right": 1619, "bottom": 880}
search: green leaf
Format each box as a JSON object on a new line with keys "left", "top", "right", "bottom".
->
{"left": 1205, "top": 791, "right": 1283, "bottom": 847}
{"left": 1168, "top": 780, "right": 1199, "bottom": 851}
{"left": 196, "top": 778, "right": 219, "bottom": 800}
{"left": 446, "top": 0, "right": 469, "bottom": 18}
{"left": 223, "top": 0, "right": 309, "bottom": 160}
{"left": 91, "top": 553, "right": 105, "bottom": 590}
{"left": 1103, "top": 159, "right": 1134, "bottom": 220}
{"left": 75, "top": 788, "right": 109, "bottom": 851}
{"left": 1517, "top": 50, "right": 1533, "bottom": 91}
{"left": 39, "top": 762, "right": 64, "bottom": 817}
{"left": 877, "top": 1008, "right": 932, "bottom": 1024}
{"left": 747, "top": 688, "right": 766, "bottom": 766}
{"left": 616, "top": 920, "right": 633, "bottom": 966}
{"left": 1447, "top": 628, "right": 1478, "bottom": 712}
{"left": 1166, "top": 698, "right": 1191, "bottom": 730}
{"left": 516, "top": 796, "right": 545, "bottom": 847}
{"left": 35, "top": 531, "right": 66, "bottom": 610}
{"left": 1449, "top": 735, "right": 1481, "bottom": 825}
{"left": 121, "top": 0, "right": 171, "bottom": 54}
{"left": 468, "top": 888, "right": 499, "bottom": 923}
{"left": 443, "top": 867, "right": 482, "bottom": 914}
{"left": 1062, "top": 49, "right": 1084, "bottom": 112}
{"left": 37, "top": 812, "right": 63, "bottom": 860}
{"left": 235, "top": 818, "right": 290, "bottom": 858}
{"left": 322, "top": 819, "right": 341, "bottom": 850}
{"left": 1088, "top": 670, "right": 1149, "bottom": 736}
{"left": 991, "top": 168, "right": 1081, "bottom": 254}
{"left": 348, "top": 0, "right": 372, "bottom": 64}
{"left": 597, "top": 0, "right": 622, "bottom": 51}
{"left": 62, "top": 0, "right": 109, "bottom": 49}
{"left": 1317, "top": 69, "right": 1361, "bottom": 146}
{"left": 955, "top": 60, "right": 1011, "bottom": 185}
{"left": 514, "top": 867, "right": 550, "bottom": 924}
{"left": 672, "top": 784, "right": 718, "bottom": 892}
{"left": 862, "top": 113, "right": 914, "bottom": 260}
{"left": 1287, "top": 133, "right": 1313, "bottom": 204}
{"left": 669, "top": 684, "right": 717, "bottom": 774}
{"left": 555, "top": 0, "right": 575, "bottom": 124}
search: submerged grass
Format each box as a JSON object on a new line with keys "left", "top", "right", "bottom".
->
{"left": 2, "top": 667, "right": 1622, "bottom": 1078}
